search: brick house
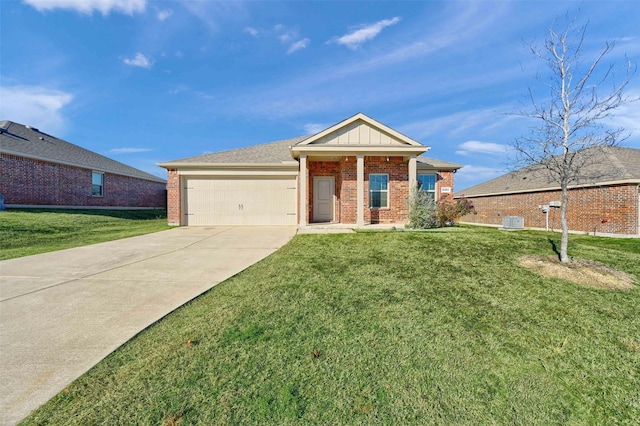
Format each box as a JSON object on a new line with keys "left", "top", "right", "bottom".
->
{"left": 455, "top": 146, "right": 640, "bottom": 236}
{"left": 158, "top": 113, "right": 462, "bottom": 227}
{"left": 0, "top": 120, "right": 166, "bottom": 209}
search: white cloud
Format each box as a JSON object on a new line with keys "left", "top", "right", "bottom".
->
{"left": 303, "top": 123, "right": 326, "bottom": 135}
{"left": 156, "top": 8, "right": 173, "bottom": 22}
{"left": 456, "top": 141, "right": 511, "bottom": 156}
{"left": 287, "top": 38, "right": 310, "bottom": 55}
{"left": 245, "top": 26, "right": 259, "bottom": 37}
{"left": 334, "top": 17, "right": 401, "bottom": 49}
{"left": 108, "top": 147, "right": 153, "bottom": 154}
{"left": 22, "top": 0, "right": 146, "bottom": 15}
{"left": 455, "top": 165, "right": 506, "bottom": 185}
{"left": 123, "top": 53, "right": 153, "bottom": 68}
{"left": 0, "top": 85, "right": 73, "bottom": 135}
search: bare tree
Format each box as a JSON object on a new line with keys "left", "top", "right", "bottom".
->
{"left": 513, "top": 17, "right": 636, "bottom": 262}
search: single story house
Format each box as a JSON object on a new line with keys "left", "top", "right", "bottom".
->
{"left": 455, "top": 146, "right": 640, "bottom": 236}
{"left": 0, "top": 120, "right": 166, "bottom": 209}
{"left": 158, "top": 113, "right": 462, "bottom": 227}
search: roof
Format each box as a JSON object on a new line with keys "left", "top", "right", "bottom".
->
{"left": 417, "top": 156, "right": 462, "bottom": 170}
{"left": 0, "top": 120, "right": 165, "bottom": 183}
{"left": 457, "top": 146, "right": 640, "bottom": 198}
{"left": 158, "top": 136, "right": 308, "bottom": 167}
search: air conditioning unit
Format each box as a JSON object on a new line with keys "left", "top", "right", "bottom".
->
{"left": 502, "top": 216, "right": 524, "bottom": 230}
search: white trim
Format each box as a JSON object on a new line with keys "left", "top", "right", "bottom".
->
{"left": 2, "top": 150, "right": 166, "bottom": 183}
{"left": 296, "top": 113, "right": 425, "bottom": 147}
{"left": 299, "top": 154, "right": 308, "bottom": 226}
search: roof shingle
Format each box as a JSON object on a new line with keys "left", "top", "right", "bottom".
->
{"left": 0, "top": 121, "right": 165, "bottom": 183}
{"left": 457, "top": 146, "right": 640, "bottom": 197}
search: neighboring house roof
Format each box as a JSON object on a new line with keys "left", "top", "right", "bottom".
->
{"left": 457, "top": 146, "right": 640, "bottom": 198}
{"left": 0, "top": 120, "right": 165, "bottom": 183}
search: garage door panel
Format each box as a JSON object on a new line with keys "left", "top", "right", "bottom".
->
{"left": 183, "top": 177, "right": 297, "bottom": 226}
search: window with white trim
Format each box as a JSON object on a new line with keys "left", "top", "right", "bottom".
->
{"left": 92, "top": 172, "right": 104, "bottom": 197}
{"left": 417, "top": 174, "right": 436, "bottom": 200}
{"left": 369, "top": 174, "right": 388, "bottom": 208}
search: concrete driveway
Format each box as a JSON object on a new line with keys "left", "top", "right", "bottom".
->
{"left": 0, "top": 226, "right": 296, "bottom": 425}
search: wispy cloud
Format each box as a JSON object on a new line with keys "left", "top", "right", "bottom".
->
{"left": 303, "top": 123, "right": 327, "bottom": 134}
{"left": 109, "top": 147, "right": 153, "bottom": 154}
{"left": 245, "top": 26, "right": 259, "bottom": 37}
{"left": 456, "top": 165, "right": 507, "bottom": 186}
{"left": 456, "top": 141, "right": 512, "bottom": 156}
{"left": 156, "top": 8, "right": 173, "bottom": 22}
{"left": 333, "top": 17, "right": 401, "bottom": 49}
{"left": 287, "top": 38, "right": 310, "bottom": 54}
{"left": 123, "top": 53, "right": 154, "bottom": 68}
{"left": 22, "top": 0, "right": 146, "bottom": 15}
{"left": 0, "top": 85, "right": 72, "bottom": 135}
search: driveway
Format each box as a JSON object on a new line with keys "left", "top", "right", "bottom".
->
{"left": 0, "top": 226, "right": 296, "bottom": 425}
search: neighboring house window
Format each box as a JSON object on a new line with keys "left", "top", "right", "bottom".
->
{"left": 92, "top": 172, "right": 104, "bottom": 197}
{"left": 417, "top": 174, "right": 437, "bottom": 200}
{"left": 369, "top": 174, "right": 388, "bottom": 208}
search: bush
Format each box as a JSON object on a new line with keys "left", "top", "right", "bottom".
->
{"left": 435, "top": 198, "right": 476, "bottom": 227}
{"left": 407, "top": 187, "right": 438, "bottom": 229}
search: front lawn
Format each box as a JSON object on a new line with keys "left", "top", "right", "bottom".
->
{"left": 0, "top": 208, "right": 169, "bottom": 260}
{"left": 22, "top": 227, "right": 640, "bottom": 425}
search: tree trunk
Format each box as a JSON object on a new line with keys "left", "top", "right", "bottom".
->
{"left": 559, "top": 184, "right": 570, "bottom": 262}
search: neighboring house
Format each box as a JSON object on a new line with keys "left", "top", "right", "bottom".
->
{"left": 0, "top": 120, "right": 166, "bottom": 209}
{"left": 455, "top": 146, "right": 640, "bottom": 236}
{"left": 158, "top": 113, "right": 462, "bottom": 226}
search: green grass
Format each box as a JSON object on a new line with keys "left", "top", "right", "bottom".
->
{"left": 0, "top": 208, "right": 169, "bottom": 260}
{"left": 21, "top": 227, "right": 640, "bottom": 425}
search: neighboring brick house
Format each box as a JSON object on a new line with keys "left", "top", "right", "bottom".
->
{"left": 0, "top": 120, "right": 166, "bottom": 209}
{"left": 455, "top": 146, "right": 640, "bottom": 236}
{"left": 158, "top": 113, "right": 462, "bottom": 227}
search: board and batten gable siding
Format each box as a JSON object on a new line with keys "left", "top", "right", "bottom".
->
{"left": 311, "top": 122, "right": 407, "bottom": 146}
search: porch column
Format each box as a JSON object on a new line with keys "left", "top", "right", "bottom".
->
{"left": 299, "top": 154, "right": 308, "bottom": 226}
{"left": 357, "top": 154, "right": 365, "bottom": 227}
{"left": 408, "top": 155, "right": 417, "bottom": 189}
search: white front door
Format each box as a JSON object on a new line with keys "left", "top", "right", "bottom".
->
{"left": 313, "top": 176, "right": 335, "bottom": 222}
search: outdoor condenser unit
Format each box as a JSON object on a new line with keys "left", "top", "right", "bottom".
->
{"left": 502, "top": 216, "right": 525, "bottom": 230}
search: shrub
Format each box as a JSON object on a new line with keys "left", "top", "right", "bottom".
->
{"left": 436, "top": 197, "right": 476, "bottom": 227}
{"left": 407, "top": 187, "right": 438, "bottom": 229}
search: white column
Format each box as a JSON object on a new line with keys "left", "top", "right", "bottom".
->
{"left": 408, "top": 155, "right": 417, "bottom": 190}
{"left": 357, "top": 154, "right": 365, "bottom": 227}
{"left": 299, "top": 154, "right": 307, "bottom": 226}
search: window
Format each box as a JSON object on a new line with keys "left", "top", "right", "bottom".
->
{"left": 417, "top": 174, "right": 436, "bottom": 200}
{"left": 92, "top": 172, "right": 104, "bottom": 197}
{"left": 369, "top": 174, "right": 388, "bottom": 208}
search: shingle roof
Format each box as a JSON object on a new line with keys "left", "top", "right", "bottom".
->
{"left": 159, "top": 136, "right": 309, "bottom": 166}
{"left": 457, "top": 146, "right": 640, "bottom": 197}
{"left": 158, "top": 136, "right": 463, "bottom": 171}
{"left": 417, "top": 156, "right": 462, "bottom": 170}
{"left": 0, "top": 121, "right": 165, "bottom": 183}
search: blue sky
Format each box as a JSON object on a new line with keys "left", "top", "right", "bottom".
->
{"left": 1, "top": 0, "right": 639, "bottom": 190}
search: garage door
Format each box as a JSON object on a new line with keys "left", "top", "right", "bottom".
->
{"left": 183, "top": 177, "right": 297, "bottom": 226}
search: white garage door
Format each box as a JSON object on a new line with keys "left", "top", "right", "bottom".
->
{"left": 183, "top": 177, "right": 297, "bottom": 226}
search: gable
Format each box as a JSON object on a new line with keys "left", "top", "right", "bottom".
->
{"left": 310, "top": 121, "right": 408, "bottom": 146}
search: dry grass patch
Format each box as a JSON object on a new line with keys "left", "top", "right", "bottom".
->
{"left": 519, "top": 255, "right": 635, "bottom": 290}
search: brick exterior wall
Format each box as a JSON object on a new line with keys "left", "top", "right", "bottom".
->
{"left": 437, "top": 171, "right": 455, "bottom": 201}
{"left": 166, "top": 169, "right": 181, "bottom": 226}
{"left": 0, "top": 153, "right": 166, "bottom": 208}
{"left": 307, "top": 156, "right": 448, "bottom": 225}
{"left": 458, "top": 184, "right": 640, "bottom": 235}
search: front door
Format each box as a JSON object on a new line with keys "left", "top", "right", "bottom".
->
{"left": 313, "top": 176, "right": 334, "bottom": 222}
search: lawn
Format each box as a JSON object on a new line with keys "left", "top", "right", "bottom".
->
{"left": 21, "top": 227, "right": 640, "bottom": 425}
{"left": 0, "top": 208, "right": 169, "bottom": 260}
